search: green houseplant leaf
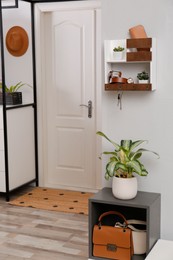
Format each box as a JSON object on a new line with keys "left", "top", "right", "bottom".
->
{"left": 0, "top": 81, "right": 32, "bottom": 93}
{"left": 137, "top": 71, "right": 149, "bottom": 80}
{"left": 97, "top": 131, "right": 120, "bottom": 151}
{"left": 97, "top": 131, "right": 159, "bottom": 180}
{"left": 113, "top": 46, "right": 125, "bottom": 52}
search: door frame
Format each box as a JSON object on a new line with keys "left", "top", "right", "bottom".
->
{"left": 35, "top": 0, "right": 102, "bottom": 191}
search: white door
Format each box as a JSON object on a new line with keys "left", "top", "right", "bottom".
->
{"left": 37, "top": 2, "right": 101, "bottom": 191}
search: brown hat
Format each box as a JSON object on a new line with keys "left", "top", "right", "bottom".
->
{"left": 6, "top": 26, "right": 29, "bottom": 57}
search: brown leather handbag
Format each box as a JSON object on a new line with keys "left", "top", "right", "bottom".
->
{"left": 92, "top": 211, "right": 134, "bottom": 260}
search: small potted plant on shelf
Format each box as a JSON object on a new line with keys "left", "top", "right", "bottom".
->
{"left": 97, "top": 131, "right": 159, "bottom": 200}
{"left": 137, "top": 71, "right": 149, "bottom": 84}
{"left": 0, "top": 81, "right": 31, "bottom": 105}
{"left": 113, "top": 45, "right": 125, "bottom": 60}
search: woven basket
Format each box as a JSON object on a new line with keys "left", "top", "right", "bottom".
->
{"left": 0, "top": 92, "right": 22, "bottom": 105}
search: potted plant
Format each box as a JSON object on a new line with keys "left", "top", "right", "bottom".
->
{"left": 113, "top": 45, "right": 125, "bottom": 60}
{"left": 0, "top": 81, "right": 31, "bottom": 105}
{"left": 97, "top": 131, "right": 159, "bottom": 199}
{"left": 137, "top": 71, "right": 149, "bottom": 84}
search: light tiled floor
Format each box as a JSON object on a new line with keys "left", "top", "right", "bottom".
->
{"left": 0, "top": 187, "right": 88, "bottom": 259}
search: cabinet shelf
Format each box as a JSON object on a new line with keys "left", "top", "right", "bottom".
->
{"left": 105, "top": 83, "right": 152, "bottom": 91}
{"left": 0, "top": 1, "right": 39, "bottom": 200}
{"left": 88, "top": 188, "right": 161, "bottom": 260}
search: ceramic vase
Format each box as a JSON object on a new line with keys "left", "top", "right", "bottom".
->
{"left": 112, "top": 176, "right": 137, "bottom": 200}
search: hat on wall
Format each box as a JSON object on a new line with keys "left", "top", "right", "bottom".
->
{"left": 6, "top": 26, "right": 29, "bottom": 57}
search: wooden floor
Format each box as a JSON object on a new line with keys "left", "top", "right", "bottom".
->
{"left": 0, "top": 187, "right": 89, "bottom": 259}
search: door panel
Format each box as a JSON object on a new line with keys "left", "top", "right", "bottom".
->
{"left": 43, "top": 9, "right": 97, "bottom": 189}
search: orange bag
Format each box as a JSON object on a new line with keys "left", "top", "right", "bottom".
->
{"left": 129, "top": 24, "right": 148, "bottom": 39}
{"left": 93, "top": 211, "right": 134, "bottom": 260}
{"left": 129, "top": 25, "right": 150, "bottom": 51}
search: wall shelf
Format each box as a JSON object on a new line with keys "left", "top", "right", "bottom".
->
{"left": 104, "top": 38, "right": 156, "bottom": 91}
{"left": 105, "top": 83, "right": 152, "bottom": 91}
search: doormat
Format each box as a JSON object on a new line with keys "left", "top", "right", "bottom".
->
{"left": 9, "top": 187, "right": 94, "bottom": 215}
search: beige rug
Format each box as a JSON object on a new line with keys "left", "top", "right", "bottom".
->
{"left": 9, "top": 187, "right": 94, "bottom": 215}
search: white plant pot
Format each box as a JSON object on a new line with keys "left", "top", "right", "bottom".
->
{"left": 113, "top": 51, "right": 124, "bottom": 60}
{"left": 138, "top": 79, "right": 149, "bottom": 84}
{"left": 112, "top": 176, "right": 137, "bottom": 200}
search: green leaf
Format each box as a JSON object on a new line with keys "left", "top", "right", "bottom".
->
{"left": 0, "top": 81, "right": 32, "bottom": 93}
{"left": 109, "top": 156, "right": 119, "bottom": 162}
{"left": 135, "top": 148, "right": 160, "bottom": 158}
{"left": 114, "top": 162, "right": 128, "bottom": 172}
{"left": 126, "top": 160, "right": 142, "bottom": 175}
{"left": 106, "top": 161, "right": 117, "bottom": 177}
{"left": 139, "top": 162, "right": 148, "bottom": 176}
{"left": 141, "top": 169, "right": 148, "bottom": 176}
{"left": 102, "top": 151, "right": 118, "bottom": 157}
{"left": 130, "top": 140, "right": 147, "bottom": 152}
{"left": 96, "top": 131, "right": 120, "bottom": 151}
{"left": 105, "top": 172, "right": 110, "bottom": 180}
{"left": 9, "top": 86, "right": 14, "bottom": 92}
{"left": 132, "top": 152, "right": 142, "bottom": 160}
{"left": 13, "top": 81, "right": 23, "bottom": 92}
{"left": 99, "top": 151, "right": 119, "bottom": 161}
{"left": 121, "top": 140, "right": 132, "bottom": 151}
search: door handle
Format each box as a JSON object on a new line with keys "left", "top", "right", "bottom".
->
{"left": 80, "top": 100, "right": 92, "bottom": 118}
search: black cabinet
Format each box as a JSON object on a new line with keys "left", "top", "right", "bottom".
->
{"left": 88, "top": 187, "right": 161, "bottom": 260}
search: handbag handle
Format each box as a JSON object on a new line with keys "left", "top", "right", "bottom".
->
{"left": 98, "top": 211, "right": 128, "bottom": 227}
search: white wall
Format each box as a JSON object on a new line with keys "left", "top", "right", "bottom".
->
{"left": 101, "top": 0, "right": 173, "bottom": 240}
{"left": 1, "top": 0, "right": 173, "bottom": 240}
